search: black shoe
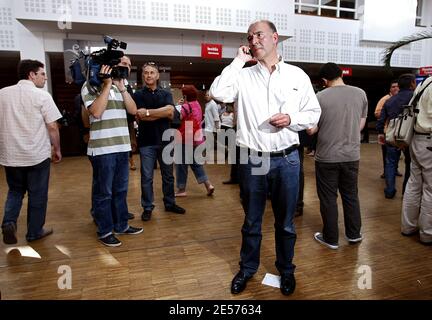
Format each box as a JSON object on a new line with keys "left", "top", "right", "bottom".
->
{"left": 385, "top": 192, "right": 396, "bottom": 199}
{"left": 141, "top": 210, "right": 152, "bottom": 221}
{"left": 165, "top": 204, "right": 186, "bottom": 214}
{"left": 280, "top": 273, "right": 296, "bottom": 296}
{"left": 380, "top": 173, "right": 385, "bottom": 179}
{"left": 396, "top": 171, "right": 403, "bottom": 177}
{"left": 2, "top": 222, "right": 17, "bottom": 245}
{"left": 26, "top": 228, "right": 53, "bottom": 242}
{"left": 223, "top": 180, "right": 239, "bottom": 185}
{"left": 295, "top": 207, "right": 303, "bottom": 217}
{"left": 115, "top": 226, "right": 143, "bottom": 235}
{"left": 401, "top": 230, "right": 419, "bottom": 237}
{"left": 231, "top": 271, "right": 252, "bottom": 294}
{"left": 99, "top": 234, "right": 122, "bottom": 247}
{"left": 419, "top": 240, "right": 432, "bottom": 246}
{"left": 127, "top": 212, "right": 135, "bottom": 220}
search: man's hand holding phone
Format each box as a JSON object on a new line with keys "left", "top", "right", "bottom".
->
{"left": 237, "top": 45, "right": 255, "bottom": 63}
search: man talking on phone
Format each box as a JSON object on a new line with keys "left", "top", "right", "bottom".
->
{"left": 210, "top": 20, "right": 321, "bottom": 296}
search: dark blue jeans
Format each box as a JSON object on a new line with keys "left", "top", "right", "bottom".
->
{"left": 139, "top": 145, "right": 175, "bottom": 211}
{"left": 2, "top": 158, "right": 51, "bottom": 241}
{"left": 175, "top": 144, "right": 208, "bottom": 189}
{"left": 89, "top": 152, "right": 129, "bottom": 238}
{"left": 385, "top": 145, "right": 401, "bottom": 197}
{"left": 238, "top": 150, "right": 299, "bottom": 277}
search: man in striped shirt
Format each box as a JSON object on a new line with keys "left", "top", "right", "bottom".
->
{"left": 81, "top": 56, "right": 143, "bottom": 247}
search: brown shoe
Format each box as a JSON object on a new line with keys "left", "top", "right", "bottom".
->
{"left": 27, "top": 228, "right": 53, "bottom": 242}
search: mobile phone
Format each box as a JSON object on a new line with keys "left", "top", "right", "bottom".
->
{"left": 248, "top": 48, "right": 254, "bottom": 58}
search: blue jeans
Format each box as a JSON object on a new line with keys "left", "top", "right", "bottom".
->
{"left": 175, "top": 144, "right": 208, "bottom": 189}
{"left": 385, "top": 145, "right": 401, "bottom": 197}
{"left": 139, "top": 145, "right": 175, "bottom": 211}
{"left": 238, "top": 150, "right": 299, "bottom": 276}
{"left": 89, "top": 152, "right": 129, "bottom": 238}
{"left": 2, "top": 158, "right": 51, "bottom": 241}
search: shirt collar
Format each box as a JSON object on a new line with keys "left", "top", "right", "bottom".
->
{"left": 256, "top": 55, "right": 284, "bottom": 73}
{"left": 143, "top": 85, "right": 160, "bottom": 93}
{"left": 18, "top": 80, "right": 36, "bottom": 87}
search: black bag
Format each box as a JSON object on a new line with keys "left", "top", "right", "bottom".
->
{"left": 170, "top": 107, "right": 182, "bottom": 129}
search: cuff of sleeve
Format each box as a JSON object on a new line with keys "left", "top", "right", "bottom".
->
{"left": 232, "top": 57, "right": 246, "bottom": 71}
{"left": 288, "top": 112, "right": 298, "bottom": 127}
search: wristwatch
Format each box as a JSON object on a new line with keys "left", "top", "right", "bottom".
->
{"left": 146, "top": 109, "right": 150, "bottom": 117}
{"left": 119, "top": 88, "right": 127, "bottom": 93}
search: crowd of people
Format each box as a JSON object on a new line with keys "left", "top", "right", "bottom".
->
{"left": 1, "top": 19, "right": 431, "bottom": 297}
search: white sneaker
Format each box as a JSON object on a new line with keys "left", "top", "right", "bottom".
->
{"left": 346, "top": 234, "right": 363, "bottom": 244}
{"left": 313, "top": 232, "right": 339, "bottom": 250}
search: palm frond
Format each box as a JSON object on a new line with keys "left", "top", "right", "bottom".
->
{"left": 383, "top": 30, "right": 432, "bottom": 68}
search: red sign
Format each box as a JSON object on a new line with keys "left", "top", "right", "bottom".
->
{"left": 419, "top": 66, "right": 432, "bottom": 76}
{"left": 341, "top": 67, "right": 352, "bottom": 77}
{"left": 201, "top": 43, "right": 222, "bottom": 59}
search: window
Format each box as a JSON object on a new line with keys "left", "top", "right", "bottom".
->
{"left": 295, "top": 0, "right": 358, "bottom": 20}
{"left": 416, "top": 0, "right": 425, "bottom": 27}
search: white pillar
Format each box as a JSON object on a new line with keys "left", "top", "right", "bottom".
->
{"left": 16, "top": 21, "right": 52, "bottom": 93}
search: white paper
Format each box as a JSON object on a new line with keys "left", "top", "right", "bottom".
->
{"left": 261, "top": 273, "right": 281, "bottom": 288}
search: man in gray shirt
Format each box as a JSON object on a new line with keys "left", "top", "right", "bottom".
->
{"left": 308, "top": 62, "right": 368, "bottom": 250}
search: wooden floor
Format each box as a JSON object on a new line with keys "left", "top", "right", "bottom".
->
{"left": 0, "top": 142, "right": 431, "bottom": 300}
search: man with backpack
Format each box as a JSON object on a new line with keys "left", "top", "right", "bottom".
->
{"left": 377, "top": 74, "right": 416, "bottom": 199}
{"left": 401, "top": 76, "right": 432, "bottom": 246}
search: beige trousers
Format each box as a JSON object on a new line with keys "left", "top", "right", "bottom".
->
{"left": 401, "top": 134, "right": 432, "bottom": 243}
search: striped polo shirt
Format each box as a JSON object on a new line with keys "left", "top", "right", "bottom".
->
{"left": 81, "top": 82, "right": 131, "bottom": 156}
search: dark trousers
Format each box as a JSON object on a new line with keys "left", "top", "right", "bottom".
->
{"left": 89, "top": 152, "right": 129, "bottom": 238}
{"left": 239, "top": 150, "right": 299, "bottom": 276}
{"left": 2, "top": 158, "right": 51, "bottom": 240}
{"left": 381, "top": 144, "right": 387, "bottom": 173}
{"left": 315, "top": 161, "right": 362, "bottom": 244}
{"left": 297, "top": 146, "right": 305, "bottom": 211}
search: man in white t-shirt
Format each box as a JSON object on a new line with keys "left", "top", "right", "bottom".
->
{"left": 204, "top": 90, "right": 220, "bottom": 133}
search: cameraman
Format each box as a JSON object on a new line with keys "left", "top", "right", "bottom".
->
{"left": 81, "top": 56, "right": 143, "bottom": 247}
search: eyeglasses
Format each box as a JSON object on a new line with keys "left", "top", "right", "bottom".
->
{"left": 143, "top": 62, "right": 158, "bottom": 69}
{"left": 247, "top": 32, "right": 267, "bottom": 42}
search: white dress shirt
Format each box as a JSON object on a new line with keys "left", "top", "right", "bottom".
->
{"left": 0, "top": 80, "right": 61, "bottom": 166}
{"left": 210, "top": 57, "right": 321, "bottom": 152}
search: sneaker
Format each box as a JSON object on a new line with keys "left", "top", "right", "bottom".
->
{"left": 141, "top": 210, "right": 152, "bottom": 221}
{"left": 115, "top": 226, "right": 143, "bottom": 235}
{"left": 313, "top": 232, "right": 339, "bottom": 250}
{"left": 127, "top": 212, "right": 135, "bottom": 220}
{"left": 346, "top": 233, "right": 363, "bottom": 244}
{"left": 99, "top": 234, "right": 122, "bottom": 247}
{"left": 2, "top": 222, "right": 17, "bottom": 245}
{"left": 165, "top": 204, "right": 186, "bottom": 214}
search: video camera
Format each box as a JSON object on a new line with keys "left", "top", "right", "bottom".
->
{"left": 87, "top": 36, "right": 129, "bottom": 87}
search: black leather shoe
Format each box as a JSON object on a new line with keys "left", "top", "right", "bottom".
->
{"left": 141, "top": 210, "right": 152, "bottom": 221}
{"left": 295, "top": 207, "right": 303, "bottom": 217}
{"left": 280, "top": 273, "right": 296, "bottom": 296}
{"left": 27, "top": 227, "right": 53, "bottom": 242}
{"left": 127, "top": 212, "right": 135, "bottom": 220}
{"left": 2, "top": 222, "right": 17, "bottom": 245}
{"left": 231, "top": 271, "right": 252, "bottom": 294}
{"left": 165, "top": 204, "right": 186, "bottom": 214}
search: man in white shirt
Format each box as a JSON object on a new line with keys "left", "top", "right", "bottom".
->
{"left": 210, "top": 20, "right": 321, "bottom": 296}
{"left": 204, "top": 91, "right": 220, "bottom": 133}
{"left": 0, "top": 59, "right": 62, "bottom": 244}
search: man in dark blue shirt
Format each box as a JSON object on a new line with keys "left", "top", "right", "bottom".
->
{"left": 377, "top": 73, "right": 416, "bottom": 199}
{"left": 133, "top": 62, "right": 186, "bottom": 221}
